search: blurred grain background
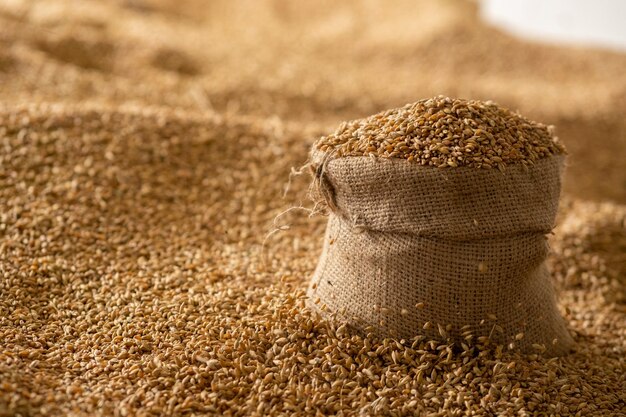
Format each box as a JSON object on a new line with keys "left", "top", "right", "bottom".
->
{"left": 1, "top": 0, "right": 625, "bottom": 201}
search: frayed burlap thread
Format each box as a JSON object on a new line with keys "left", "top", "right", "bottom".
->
{"left": 307, "top": 150, "right": 573, "bottom": 356}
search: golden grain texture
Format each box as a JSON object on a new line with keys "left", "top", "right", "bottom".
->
{"left": 316, "top": 96, "right": 565, "bottom": 168}
{"left": 1, "top": 0, "right": 624, "bottom": 201}
{"left": 0, "top": 0, "right": 625, "bottom": 416}
{"left": 1, "top": 104, "right": 624, "bottom": 417}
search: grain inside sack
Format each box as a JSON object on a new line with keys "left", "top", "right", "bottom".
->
{"left": 307, "top": 96, "right": 574, "bottom": 356}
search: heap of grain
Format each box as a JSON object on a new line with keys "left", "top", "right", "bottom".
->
{"left": 308, "top": 96, "right": 573, "bottom": 356}
{"left": 2, "top": 104, "right": 624, "bottom": 416}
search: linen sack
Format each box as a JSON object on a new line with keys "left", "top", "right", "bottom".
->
{"left": 307, "top": 150, "right": 573, "bottom": 356}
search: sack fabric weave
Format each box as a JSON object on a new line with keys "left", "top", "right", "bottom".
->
{"left": 307, "top": 150, "right": 573, "bottom": 356}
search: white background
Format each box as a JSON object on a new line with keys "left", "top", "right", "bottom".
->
{"left": 481, "top": 0, "right": 626, "bottom": 51}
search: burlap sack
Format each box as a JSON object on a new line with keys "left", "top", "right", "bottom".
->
{"left": 307, "top": 150, "right": 574, "bottom": 356}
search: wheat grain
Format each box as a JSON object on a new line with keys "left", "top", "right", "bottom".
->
{"left": 316, "top": 96, "right": 565, "bottom": 169}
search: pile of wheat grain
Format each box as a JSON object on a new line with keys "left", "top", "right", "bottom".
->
{"left": 1, "top": 1, "right": 625, "bottom": 416}
{"left": 0, "top": 105, "right": 624, "bottom": 416}
{"left": 316, "top": 96, "right": 565, "bottom": 169}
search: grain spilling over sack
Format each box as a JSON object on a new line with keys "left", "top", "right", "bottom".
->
{"left": 317, "top": 96, "right": 565, "bottom": 169}
{"left": 308, "top": 97, "right": 573, "bottom": 356}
